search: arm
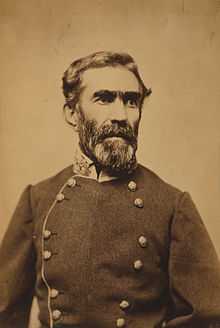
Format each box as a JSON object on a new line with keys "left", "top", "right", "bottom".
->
{"left": 166, "top": 192, "right": 220, "bottom": 328}
{"left": 0, "top": 185, "right": 36, "bottom": 328}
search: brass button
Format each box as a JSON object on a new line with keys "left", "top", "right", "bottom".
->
{"left": 120, "top": 300, "right": 130, "bottom": 310}
{"left": 67, "top": 177, "right": 76, "bottom": 187}
{"left": 43, "top": 230, "right": 51, "bottom": 240}
{"left": 128, "top": 181, "right": 137, "bottom": 192}
{"left": 56, "top": 193, "right": 65, "bottom": 202}
{"left": 52, "top": 309, "right": 61, "bottom": 320}
{"left": 50, "top": 288, "right": 59, "bottom": 299}
{"left": 43, "top": 250, "right": 52, "bottom": 260}
{"left": 138, "top": 235, "right": 148, "bottom": 248}
{"left": 134, "top": 259, "right": 143, "bottom": 270}
{"left": 134, "top": 198, "right": 144, "bottom": 208}
{"left": 116, "top": 318, "right": 126, "bottom": 327}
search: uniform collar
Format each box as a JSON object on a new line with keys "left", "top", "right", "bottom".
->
{"left": 72, "top": 147, "right": 119, "bottom": 183}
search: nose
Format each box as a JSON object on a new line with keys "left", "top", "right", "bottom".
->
{"left": 109, "top": 97, "right": 127, "bottom": 122}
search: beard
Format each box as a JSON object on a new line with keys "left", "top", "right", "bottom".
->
{"left": 77, "top": 110, "right": 139, "bottom": 176}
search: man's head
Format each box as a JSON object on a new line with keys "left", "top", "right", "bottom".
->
{"left": 62, "top": 51, "right": 151, "bottom": 175}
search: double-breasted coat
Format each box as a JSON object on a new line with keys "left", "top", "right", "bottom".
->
{"left": 0, "top": 163, "right": 220, "bottom": 328}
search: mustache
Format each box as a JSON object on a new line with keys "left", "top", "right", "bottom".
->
{"left": 93, "top": 122, "right": 137, "bottom": 144}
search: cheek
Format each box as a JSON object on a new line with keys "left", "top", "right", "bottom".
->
{"left": 80, "top": 100, "right": 107, "bottom": 124}
{"left": 127, "top": 109, "right": 140, "bottom": 127}
{"left": 86, "top": 110, "right": 108, "bottom": 128}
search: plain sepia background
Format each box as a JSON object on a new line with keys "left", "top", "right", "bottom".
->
{"left": 0, "top": 0, "right": 220, "bottom": 327}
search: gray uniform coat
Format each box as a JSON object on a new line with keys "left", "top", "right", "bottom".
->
{"left": 0, "top": 164, "right": 220, "bottom": 328}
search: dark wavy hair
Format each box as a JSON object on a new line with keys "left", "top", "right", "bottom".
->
{"left": 62, "top": 51, "right": 152, "bottom": 110}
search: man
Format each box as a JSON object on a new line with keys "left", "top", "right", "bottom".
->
{"left": 0, "top": 51, "right": 220, "bottom": 328}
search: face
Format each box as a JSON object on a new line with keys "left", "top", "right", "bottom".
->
{"left": 73, "top": 66, "right": 142, "bottom": 174}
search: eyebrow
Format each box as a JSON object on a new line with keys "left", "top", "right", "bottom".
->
{"left": 123, "top": 91, "right": 141, "bottom": 100}
{"left": 92, "top": 90, "right": 117, "bottom": 99}
{"left": 92, "top": 90, "right": 141, "bottom": 100}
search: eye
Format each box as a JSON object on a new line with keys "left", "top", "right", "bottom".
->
{"left": 96, "top": 95, "right": 113, "bottom": 105}
{"left": 123, "top": 92, "right": 140, "bottom": 108}
{"left": 93, "top": 91, "right": 116, "bottom": 105}
{"left": 126, "top": 98, "right": 138, "bottom": 108}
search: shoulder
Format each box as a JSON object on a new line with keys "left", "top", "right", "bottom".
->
{"left": 30, "top": 165, "right": 74, "bottom": 205}
{"left": 135, "top": 164, "right": 181, "bottom": 192}
{"left": 134, "top": 163, "right": 183, "bottom": 206}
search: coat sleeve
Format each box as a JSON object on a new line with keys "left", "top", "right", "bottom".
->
{"left": 166, "top": 192, "right": 220, "bottom": 328}
{"left": 0, "top": 185, "right": 36, "bottom": 328}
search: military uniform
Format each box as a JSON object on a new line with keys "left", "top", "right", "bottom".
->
{"left": 1, "top": 155, "right": 220, "bottom": 328}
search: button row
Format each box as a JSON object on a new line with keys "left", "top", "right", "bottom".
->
{"left": 55, "top": 177, "right": 77, "bottom": 203}
{"left": 128, "top": 180, "right": 144, "bottom": 209}
{"left": 133, "top": 235, "right": 148, "bottom": 271}
{"left": 44, "top": 177, "right": 77, "bottom": 324}
{"left": 43, "top": 239, "right": 148, "bottom": 261}
{"left": 56, "top": 180, "right": 143, "bottom": 209}
{"left": 52, "top": 306, "right": 129, "bottom": 324}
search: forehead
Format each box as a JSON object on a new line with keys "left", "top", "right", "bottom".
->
{"left": 81, "top": 66, "right": 140, "bottom": 93}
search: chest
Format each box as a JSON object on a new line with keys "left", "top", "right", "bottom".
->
{"left": 33, "top": 179, "right": 172, "bottom": 277}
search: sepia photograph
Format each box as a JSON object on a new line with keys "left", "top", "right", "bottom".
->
{"left": 0, "top": 1, "right": 220, "bottom": 327}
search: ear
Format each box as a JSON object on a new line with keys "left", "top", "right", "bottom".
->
{"left": 64, "top": 104, "right": 80, "bottom": 131}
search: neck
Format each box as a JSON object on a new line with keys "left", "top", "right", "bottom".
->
{"left": 73, "top": 145, "right": 138, "bottom": 182}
